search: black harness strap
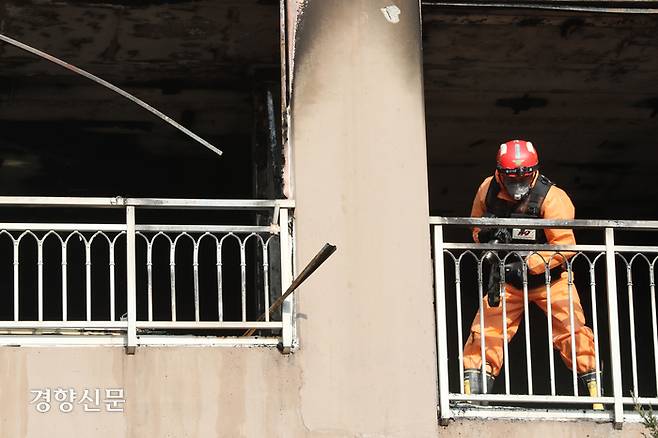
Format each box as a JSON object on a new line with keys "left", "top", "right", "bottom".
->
{"left": 521, "top": 174, "right": 552, "bottom": 217}
{"left": 483, "top": 174, "right": 563, "bottom": 285}
{"left": 484, "top": 177, "right": 508, "bottom": 218}
{"left": 484, "top": 174, "right": 553, "bottom": 219}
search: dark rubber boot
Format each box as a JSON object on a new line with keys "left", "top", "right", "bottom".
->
{"left": 464, "top": 368, "right": 495, "bottom": 395}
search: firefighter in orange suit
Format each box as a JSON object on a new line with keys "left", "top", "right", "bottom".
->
{"left": 462, "top": 139, "right": 602, "bottom": 410}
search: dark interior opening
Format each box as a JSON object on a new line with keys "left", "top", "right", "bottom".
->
{"left": 0, "top": 0, "right": 285, "bottom": 331}
{"left": 423, "top": 5, "right": 658, "bottom": 404}
{"left": 424, "top": 6, "right": 658, "bottom": 220}
{"left": 0, "top": 0, "right": 283, "bottom": 199}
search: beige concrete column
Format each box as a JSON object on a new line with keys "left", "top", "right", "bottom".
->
{"left": 290, "top": 1, "right": 439, "bottom": 436}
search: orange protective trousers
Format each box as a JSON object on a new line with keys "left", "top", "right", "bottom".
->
{"left": 463, "top": 271, "right": 597, "bottom": 376}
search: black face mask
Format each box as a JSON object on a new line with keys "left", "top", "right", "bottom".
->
{"left": 501, "top": 172, "right": 534, "bottom": 200}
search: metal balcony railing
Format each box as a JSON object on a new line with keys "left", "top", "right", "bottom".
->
{"left": 0, "top": 197, "right": 295, "bottom": 351}
{"left": 431, "top": 216, "right": 658, "bottom": 427}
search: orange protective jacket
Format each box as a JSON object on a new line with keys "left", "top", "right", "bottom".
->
{"left": 463, "top": 173, "right": 597, "bottom": 376}
{"left": 470, "top": 173, "right": 576, "bottom": 274}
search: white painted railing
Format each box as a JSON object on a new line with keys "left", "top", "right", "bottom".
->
{"left": 0, "top": 197, "right": 295, "bottom": 351}
{"left": 431, "top": 217, "right": 658, "bottom": 427}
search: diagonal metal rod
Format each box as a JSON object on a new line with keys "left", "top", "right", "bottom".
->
{"left": 244, "top": 243, "right": 337, "bottom": 337}
{"left": 0, "top": 33, "right": 223, "bottom": 157}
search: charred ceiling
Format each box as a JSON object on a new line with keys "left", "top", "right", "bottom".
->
{"left": 0, "top": 0, "right": 281, "bottom": 198}
{"left": 423, "top": 6, "right": 658, "bottom": 219}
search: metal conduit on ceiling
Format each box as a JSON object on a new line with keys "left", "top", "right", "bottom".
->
{"left": 422, "top": 1, "right": 658, "bottom": 13}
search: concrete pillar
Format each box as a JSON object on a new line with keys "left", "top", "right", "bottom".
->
{"left": 290, "top": 1, "right": 439, "bottom": 436}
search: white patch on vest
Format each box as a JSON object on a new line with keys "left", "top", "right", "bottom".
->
{"left": 500, "top": 143, "right": 507, "bottom": 155}
{"left": 512, "top": 228, "right": 536, "bottom": 240}
{"left": 526, "top": 142, "right": 535, "bottom": 153}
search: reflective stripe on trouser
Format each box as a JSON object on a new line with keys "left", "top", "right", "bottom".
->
{"left": 463, "top": 271, "right": 596, "bottom": 377}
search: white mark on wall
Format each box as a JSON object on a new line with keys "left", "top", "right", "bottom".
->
{"left": 380, "top": 5, "right": 401, "bottom": 23}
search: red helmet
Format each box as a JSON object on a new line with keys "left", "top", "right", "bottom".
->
{"left": 496, "top": 140, "right": 539, "bottom": 200}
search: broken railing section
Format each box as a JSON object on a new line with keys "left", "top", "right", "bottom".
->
{"left": 431, "top": 216, "right": 658, "bottom": 427}
{"left": 0, "top": 197, "right": 295, "bottom": 352}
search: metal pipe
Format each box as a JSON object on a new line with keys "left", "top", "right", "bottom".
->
{"left": 422, "top": 1, "right": 658, "bottom": 13}
{"left": 589, "top": 263, "right": 602, "bottom": 397}
{"left": 0, "top": 224, "right": 125, "bottom": 232}
{"left": 125, "top": 206, "right": 138, "bottom": 354}
{"left": 447, "top": 242, "right": 658, "bottom": 254}
{"left": 627, "top": 264, "right": 639, "bottom": 396}
{"left": 0, "top": 335, "right": 278, "bottom": 347}
{"left": 453, "top": 393, "right": 613, "bottom": 404}
{"left": 567, "top": 265, "right": 578, "bottom": 395}
{"left": 109, "top": 243, "right": 116, "bottom": 322}
{"left": 243, "top": 243, "right": 337, "bottom": 337}
{"left": 430, "top": 216, "right": 658, "bottom": 230}
{"left": 478, "top": 257, "right": 487, "bottom": 393}
{"left": 136, "top": 225, "right": 277, "bottom": 234}
{"left": 169, "top": 245, "right": 177, "bottom": 322}
{"left": 85, "top": 242, "right": 92, "bottom": 322}
{"left": 455, "top": 260, "right": 465, "bottom": 393}
{"left": 0, "top": 197, "right": 295, "bottom": 209}
{"left": 139, "top": 321, "right": 284, "bottom": 329}
{"left": 605, "top": 228, "right": 625, "bottom": 427}
{"left": 37, "top": 241, "right": 44, "bottom": 322}
{"left": 0, "top": 34, "right": 223, "bottom": 157}
{"left": 650, "top": 265, "right": 658, "bottom": 395}
{"left": 623, "top": 395, "right": 658, "bottom": 405}
{"left": 433, "top": 226, "right": 453, "bottom": 422}
{"left": 445, "top": 242, "right": 605, "bottom": 252}
{"left": 124, "top": 198, "right": 295, "bottom": 209}
{"left": 13, "top": 241, "right": 19, "bottom": 322}
{"left": 147, "top": 242, "right": 153, "bottom": 322}
{"left": 61, "top": 243, "right": 67, "bottom": 322}
{"left": 522, "top": 262, "right": 533, "bottom": 395}
{"left": 193, "top": 241, "right": 200, "bottom": 322}
{"left": 501, "top": 260, "right": 510, "bottom": 395}
{"left": 263, "top": 245, "right": 271, "bottom": 322}
{"left": 240, "top": 241, "right": 247, "bottom": 322}
{"left": 217, "top": 244, "right": 224, "bottom": 322}
{"left": 0, "top": 321, "right": 127, "bottom": 329}
{"left": 546, "top": 266, "right": 556, "bottom": 396}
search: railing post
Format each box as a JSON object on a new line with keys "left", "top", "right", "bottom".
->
{"left": 125, "top": 206, "right": 138, "bottom": 354}
{"left": 433, "top": 224, "right": 452, "bottom": 424}
{"left": 605, "top": 227, "right": 624, "bottom": 428}
{"left": 279, "top": 207, "right": 294, "bottom": 353}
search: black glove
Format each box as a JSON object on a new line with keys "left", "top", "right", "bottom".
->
{"left": 504, "top": 260, "right": 524, "bottom": 289}
{"left": 478, "top": 227, "right": 511, "bottom": 244}
{"left": 486, "top": 266, "right": 502, "bottom": 307}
